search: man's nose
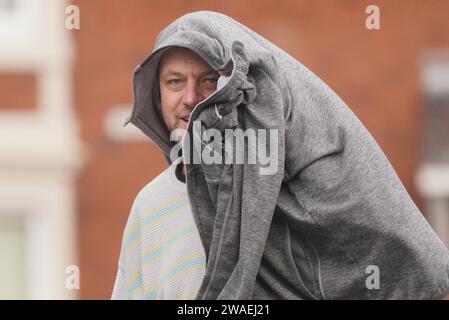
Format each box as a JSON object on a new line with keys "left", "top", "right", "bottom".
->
{"left": 182, "top": 81, "right": 204, "bottom": 109}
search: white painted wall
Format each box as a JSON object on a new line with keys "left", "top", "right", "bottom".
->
{"left": 417, "top": 51, "right": 449, "bottom": 249}
{"left": 0, "top": 0, "right": 84, "bottom": 299}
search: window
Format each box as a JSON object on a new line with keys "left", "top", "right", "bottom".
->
{"left": 0, "top": 214, "right": 28, "bottom": 299}
{"left": 417, "top": 51, "right": 449, "bottom": 249}
{"left": 0, "top": 0, "right": 17, "bottom": 12}
{"left": 0, "top": 0, "right": 39, "bottom": 51}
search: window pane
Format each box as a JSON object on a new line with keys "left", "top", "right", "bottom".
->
{"left": 0, "top": 215, "right": 27, "bottom": 299}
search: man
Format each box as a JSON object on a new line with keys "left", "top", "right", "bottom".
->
{"left": 113, "top": 11, "right": 449, "bottom": 300}
{"left": 111, "top": 47, "right": 221, "bottom": 299}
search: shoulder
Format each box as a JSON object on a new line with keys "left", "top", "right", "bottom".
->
{"left": 121, "top": 165, "right": 177, "bottom": 244}
{"left": 136, "top": 167, "right": 172, "bottom": 200}
{"left": 132, "top": 159, "right": 187, "bottom": 217}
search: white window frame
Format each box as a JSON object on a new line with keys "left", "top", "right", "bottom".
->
{"left": 416, "top": 50, "right": 449, "bottom": 248}
{"left": 0, "top": 0, "right": 83, "bottom": 299}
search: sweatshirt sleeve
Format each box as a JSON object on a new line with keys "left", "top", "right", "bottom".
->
{"left": 111, "top": 192, "right": 144, "bottom": 300}
{"left": 282, "top": 71, "right": 449, "bottom": 299}
{"left": 111, "top": 265, "right": 128, "bottom": 300}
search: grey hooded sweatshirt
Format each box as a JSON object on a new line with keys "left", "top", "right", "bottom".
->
{"left": 125, "top": 11, "right": 449, "bottom": 299}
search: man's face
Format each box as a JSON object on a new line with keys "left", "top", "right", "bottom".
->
{"left": 158, "top": 47, "right": 220, "bottom": 132}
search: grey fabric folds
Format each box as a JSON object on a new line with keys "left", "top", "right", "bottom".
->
{"left": 126, "top": 11, "right": 449, "bottom": 300}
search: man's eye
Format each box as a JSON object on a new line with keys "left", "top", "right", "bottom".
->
{"left": 167, "top": 79, "right": 183, "bottom": 85}
{"left": 203, "top": 77, "right": 218, "bottom": 84}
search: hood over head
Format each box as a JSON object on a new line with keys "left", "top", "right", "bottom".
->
{"left": 125, "top": 11, "right": 291, "bottom": 164}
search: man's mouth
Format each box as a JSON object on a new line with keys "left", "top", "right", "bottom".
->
{"left": 181, "top": 115, "right": 191, "bottom": 123}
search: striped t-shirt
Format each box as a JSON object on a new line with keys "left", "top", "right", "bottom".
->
{"left": 111, "top": 158, "right": 206, "bottom": 299}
